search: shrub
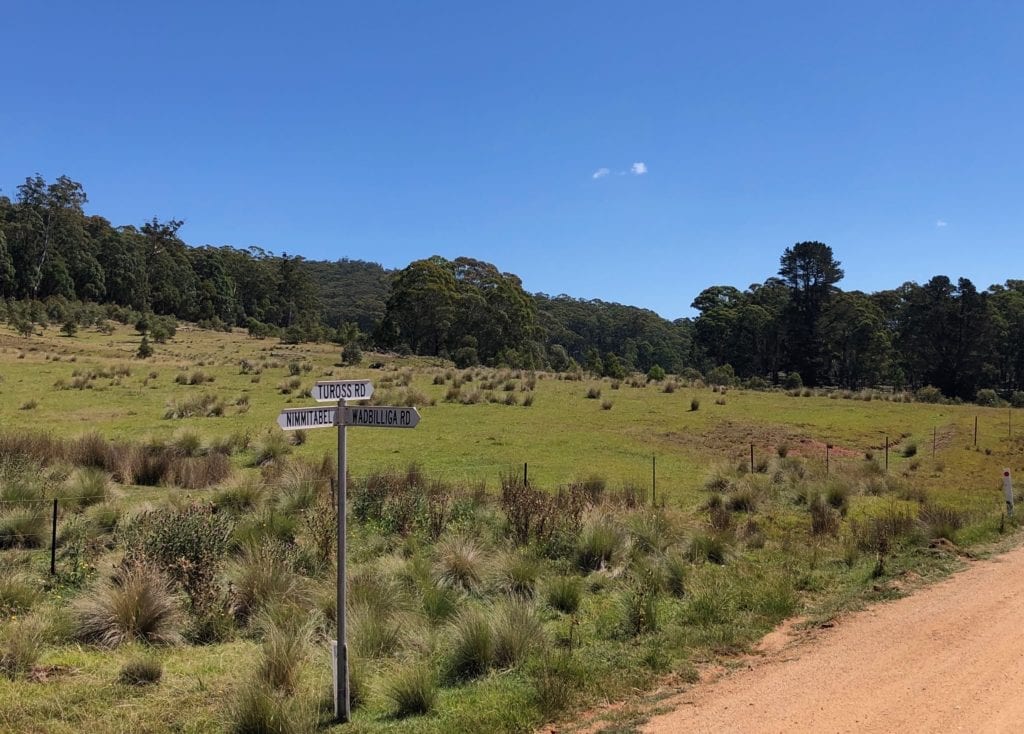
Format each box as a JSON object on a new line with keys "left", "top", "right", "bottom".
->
{"left": 341, "top": 341, "right": 363, "bottom": 365}
{"left": 782, "top": 372, "right": 803, "bottom": 389}
{"left": 136, "top": 335, "right": 153, "bottom": 359}
{"left": 119, "top": 656, "right": 163, "bottom": 685}
{"left": 1012, "top": 391, "right": 1024, "bottom": 409}
{"left": 447, "top": 606, "right": 494, "bottom": 680}
{"left": 706, "top": 364, "right": 736, "bottom": 387}
{"left": 384, "top": 662, "right": 437, "bottom": 717}
{"left": 492, "top": 599, "right": 545, "bottom": 668}
{"left": 916, "top": 385, "right": 943, "bottom": 403}
{"left": 73, "top": 564, "right": 183, "bottom": 646}
{"left": 544, "top": 576, "right": 582, "bottom": 614}
{"left": 647, "top": 365, "right": 666, "bottom": 381}
{"left": 975, "top": 388, "right": 1000, "bottom": 407}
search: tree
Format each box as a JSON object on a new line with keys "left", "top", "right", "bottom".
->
{"left": 779, "top": 242, "right": 844, "bottom": 385}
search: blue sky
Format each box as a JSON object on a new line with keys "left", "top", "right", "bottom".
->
{"left": 2, "top": 2, "right": 1021, "bottom": 318}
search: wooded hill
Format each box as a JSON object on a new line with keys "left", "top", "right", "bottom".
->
{"left": 2, "top": 174, "right": 1023, "bottom": 400}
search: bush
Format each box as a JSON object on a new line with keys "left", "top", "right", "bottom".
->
{"left": 1012, "top": 391, "right": 1024, "bottom": 409}
{"left": 706, "top": 364, "right": 736, "bottom": 387}
{"left": 544, "top": 576, "right": 582, "bottom": 614}
{"left": 74, "top": 564, "right": 183, "bottom": 646}
{"left": 119, "top": 656, "right": 163, "bottom": 685}
{"left": 647, "top": 365, "right": 666, "bottom": 382}
{"left": 782, "top": 372, "right": 803, "bottom": 389}
{"left": 975, "top": 388, "right": 1000, "bottom": 407}
{"left": 384, "top": 662, "right": 437, "bottom": 718}
{"left": 916, "top": 385, "right": 943, "bottom": 403}
{"left": 341, "top": 341, "right": 363, "bottom": 365}
{"left": 136, "top": 335, "right": 153, "bottom": 359}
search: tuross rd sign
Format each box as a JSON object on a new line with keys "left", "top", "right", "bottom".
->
{"left": 344, "top": 405, "right": 419, "bottom": 428}
{"left": 312, "top": 380, "right": 374, "bottom": 403}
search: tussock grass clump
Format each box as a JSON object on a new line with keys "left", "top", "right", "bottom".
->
{"left": 0, "top": 616, "right": 45, "bottom": 679}
{"left": 809, "top": 494, "right": 841, "bottom": 536}
{"left": 435, "top": 535, "right": 486, "bottom": 593}
{"left": 170, "top": 429, "right": 204, "bottom": 457}
{"left": 228, "top": 544, "right": 310, "bottom": 625}
{"left": 226, "top": 679, "right": 310, "bottom": 734}
{"left": 255, "top": 613, "right": 312, "bottom": 694}
{"left": 629, "top": 509, "right": 677, "bottom": 554}
{"left": 0, "top": 506, "right": 48, "bottom": 549}
{"left": 544, "top": 576, "right": 582, "bottom": 614}
{"left": 163, "top": 393, "right": 225, "bottom": 419}
{"left": 0, "top": 571, "right": 40, "bottom": 614}
{"left": 620, "top": 573, "right": 660, "bottom": 637}
{"left": 73, "top": 564, "right": 183, "bottom": 646}
{"left": 920, "top": 502, "right": 968, "bottom": 541}
{"left": 492, "top": 550, "right": 542, "bottom": 598}
{"left": 529, "top": 650, "right": 584, "bottom": 719}
{"left": 663, "top": 553, "right": 687, "bottom": 597}
{"left": 446, "top": 606, "right": 495, "bottom": 680}
{"left": 349, "top": 602, "right": 404, "bottom": 659}
{"left": 686, "top": 532, "right": 729, "bottom": 564}
{"left": 492, "top": 598, "right": 545, "bottom": 668}
{"left": 250, "top": 431, "right": 291, "bottom": 466}
{"left": 576, "top": 516, "right": 623, "bottom": 571}
{"left": 213, "top": 478, "right": 263, "bottom": 514}
{"left": 384, "top": 662, "right": 437, "bottom": 718}
{"left": 690, "top": 396, "right": 700, "bottom": 411}
{"left": 119, "top": 656, "right": 163, "bottom": 685}
{"left": 725, "top": 485, "right": 758, "bottom": 513}
{"left": 585, "top": 386, "right": 601, "bottom": 399}
{"left": 901, "top": 441, "right": 918, "bottom": 458}
{"left": 61, "top": 466, "right": 107, "bottom": 507}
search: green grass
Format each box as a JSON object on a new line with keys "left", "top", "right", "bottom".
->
{"left": 2, "top": 320, "right": 1024, "bottom": 733}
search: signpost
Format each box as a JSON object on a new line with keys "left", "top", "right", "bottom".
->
{"left": 276, "top": 379, "right": 419, "bottom": 723}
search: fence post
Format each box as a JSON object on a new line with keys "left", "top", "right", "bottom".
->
{"left": 750, "top": 443, "right": 755, "bottom": 474}
{"left": 975, "top": 415, "right": 978, "bottom": 447}
{"left": 523, "top": 462, "right": 528, "bottom": 488}
{"left": 50, "top": 498, "right": 58, "bottom": 576}
{"left": 933, "top": 427, "right": 937, "bottom": 460}
{"left": 651, "top": 455, "right": 656, "bottom": 506}
{"left": 885, "top": 436, "right": 889, "bottom": 472}
{"left": 826, "top": 444, "right": 830, "bottom": 476}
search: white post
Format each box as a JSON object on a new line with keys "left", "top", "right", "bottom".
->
{"left": 1004, "top": 469, "right": 1014, "bottom": 515}
{"left": 335, "top": 398, "right": 350, "bottom": 722}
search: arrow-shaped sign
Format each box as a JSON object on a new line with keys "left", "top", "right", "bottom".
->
{"left": 311, "top": 380, "right": 374, "bottom": 403}
{"left": 277, "top": 404, "right": 420, "bottom": 430}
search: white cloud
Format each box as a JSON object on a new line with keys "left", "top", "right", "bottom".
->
{"left": 592, "top": 167, "right": 610, "bottom": 179}
{"left": 936, "top": 219, "right": 948, "bottom": 227}
{"left": 631, "top": 161, "right": 647, "bottom": 175}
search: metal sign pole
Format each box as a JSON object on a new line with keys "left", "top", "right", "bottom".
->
{"left": 335, "top": 398, "right": 350, "bottom": 722}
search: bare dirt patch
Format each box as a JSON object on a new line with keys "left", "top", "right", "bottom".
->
{"left": 643, "top": 544, "right": 1024, "bottom": 733}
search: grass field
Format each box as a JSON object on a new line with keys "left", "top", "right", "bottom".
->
{"left": 1, "top": 321, "right": 1022, "bottom": 733}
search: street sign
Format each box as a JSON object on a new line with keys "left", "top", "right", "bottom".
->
{"left": 277, "top": 406, "right": 337, "bottom": 430}
{"left": 312, "top": 380, "right": 374, "bottom": 403}
{"left": 344, "top": 405, "right": 420, "bottom": 428}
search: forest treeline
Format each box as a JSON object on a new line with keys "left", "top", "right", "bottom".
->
{"left": 2, "top": 175, "right": 1023, "bottom": 400}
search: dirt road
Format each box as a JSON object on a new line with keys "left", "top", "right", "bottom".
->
{"left": 644, "top": 544, "right": 1024, "bottom": 733}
